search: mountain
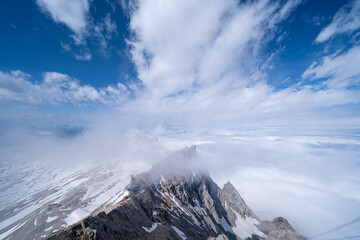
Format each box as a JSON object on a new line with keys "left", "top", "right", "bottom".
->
{"left": 46, "top": 146, "right": 306, "bottom": 240}
{"left": 0, "top": 161, "right": 131, "bottom": 240}
{"left": 0, "top": 134, "right": 158, "bottom": 240}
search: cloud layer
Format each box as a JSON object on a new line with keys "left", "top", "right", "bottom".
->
{"left": 0, "top": 70, "right": 129, "bottom": 105}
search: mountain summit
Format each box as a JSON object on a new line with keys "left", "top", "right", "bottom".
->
{"left": 47, "top": 146, "right": 306, "bottom": 240}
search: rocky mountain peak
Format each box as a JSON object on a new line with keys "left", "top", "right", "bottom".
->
{"left": 182, "top": 145, "right": 198, "bottom": 159}
{"left": 272, "top": 217, "right": 294, "bottom": 232}
{"left": 46, "top": 147, "right": 306, "bottom": 240}
{"left": 220, "top": 181, "right": 256, "bottom": 219}
{"left": 147, "top": 145, "right": 208, "bottom": 181}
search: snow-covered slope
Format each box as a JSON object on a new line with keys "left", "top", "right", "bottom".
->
{"left": 0, "top": 159, "right": 137, "bottom": 240}
{"left": 0, "top": 131, "right": 162, "bottom": 240}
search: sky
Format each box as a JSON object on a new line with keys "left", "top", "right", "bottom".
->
{"left": 0, "top": 0, "right": 360, "bottom": 238}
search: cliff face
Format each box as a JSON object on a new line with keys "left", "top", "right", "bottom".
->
{"left": 47, "top": 146, "right": 306, "bottom": 240}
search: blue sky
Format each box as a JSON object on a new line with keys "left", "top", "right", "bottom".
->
{"left": 1, "top": 0, "right": 360, "bottom": 237}
{"left": 0, "top": 0, "right": 135, "bottom": 89}
{"left": 0, "top": 0, "right": 359, "bottom": 132}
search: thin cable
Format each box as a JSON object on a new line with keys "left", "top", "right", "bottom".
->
{"left": 309, "top": 217, "right": 360, "bottom": 239}
{"left": 326, "top": 234, "right": 360, "bottom": 240}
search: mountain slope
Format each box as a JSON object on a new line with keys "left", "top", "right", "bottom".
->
{"left": 47, "top": 146, "right": 306, "bottom": 240}
{"left": 0, "top": 134, "right": 159, "bottom": 240}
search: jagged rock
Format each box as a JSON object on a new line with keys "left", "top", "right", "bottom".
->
{"left": 46, "top": 146, "right": 306, "bottom": 240}
{"left": 257, "top": 217, "right": 306, "bottom": 240}
{"left": 220, "top": 181, "right": 256, "bottom": 220}
{"left": 266, "top": 230, "right": 307, "bottom": 240}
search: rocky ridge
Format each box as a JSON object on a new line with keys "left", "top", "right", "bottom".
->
{"left": 47, "top": 146, "right": 306, "bottom": 240}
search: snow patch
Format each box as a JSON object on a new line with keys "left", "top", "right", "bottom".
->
{"left": 194, "top": 199, "right": 204, "bottom": 215}
{"left": 171, "top": 214, "right": 180, "bottom": 220}
{"left": 160, "top": 175, "right": 166, "bottom": 183}
{"left": 171, "top": 225, "right": 187, "bottom": 240}
{"left": 110, "top": 190, "right": 129, "bottom": 205}
{"left": 45, "top": 216, "right": 58, "bottom": 223}
{"left": 64, "top": 208, "right": 89, "bottom": 226}
{"left": 154, "top": 184, "right": 166, "bottom": 201}
{"left": 230, "top": 207, "right": 266, "bottom": 239}
{"left": 142, "top": 223, "right": 160, "bottom": 233}
{"left": 0, "top": 220, "right": 28, "bottom": 239}
{"left": 44, "top": 226, "right": 53, "bottom": 232}
{"left": 164, "top": 192, "right": 187, "bottom": 214}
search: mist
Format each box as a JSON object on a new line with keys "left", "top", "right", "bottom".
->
{"left": 156, "top": 127, "right": 360, "bottom": 238}
{"left": 1, "top": 112, "right": 360, "bottom": 239}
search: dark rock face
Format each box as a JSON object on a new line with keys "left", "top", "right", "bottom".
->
{"left": 46, "top": 146, "right": 306, "bottom": 240}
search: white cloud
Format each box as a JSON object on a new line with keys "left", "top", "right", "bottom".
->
{"left": 6, "top": 0, "right": 360, "bottom": 128}
{"left": 0, "top": 70, "right": 129, "bottom": 105}
{"left": 116, "top": 0, "right": 360, "bottom": 131}
{"left": 303, "top": 46, "right": 360, "bottom": 88}
{"left": 60, "top": 41, "right": 71, "bottom": 52}
{"left": 126, "top": 0, "right": 304, "bottom": 105}
{"left": 316, "top": 0, "right": 360, "bottom": 43}
{"left": 93, "top": 13, "right": 118, "bottom": 55}
{"left": 36, "top": 0, "right": 90, "bottom": 42}
{"left": 36, "top": 1, "right": 118, "bottom": 57}
{"left": 74, "top": 51, "right": 92, "bottom": 61}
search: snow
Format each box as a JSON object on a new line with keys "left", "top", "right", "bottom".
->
{"left": 45, "top": 216, "right": 58, "bottom": 223}
{"left": 171, "top": 214, "right": 180, "bottom": 220}
{"left": 160, "top": 175, "right": 166, "bottom": 183}
{"left": 171, "top": 225, "right": 187, "bottom": 240}
{"left": 44, "top": 226, "right": 53, "bottom": 231}
{"left": 109, "top": 190, "right": 129, "bottom": 205}
{"left": 142, "top": 223, "right": 160, "bottom": 233}
{"left": 154, "top": 184, "right": 185, "bottom": 212}
{"left": 194, "top": 199, "right": 204, "bottom": 215}
{"left": 0, "top": 157, "right": 138, "bottom": 239}
{"left": 233, "top": 216, "right": 266, "bottom": 239}
{"left": 228, "top": 207, "right": 266, "bottom": 239}
{"left": 64, "top": 208, "right": 89, "bottom": 226}
{"left": 0, "top": 203, "right": 40, "bottom": 231}
{"left": 0, "top": 220, "right": 28, "bottom": 240}
{"left": 164, "top": 192, "right": 187, "bottom": 214}
{"left": 154, "top": 184, "right": 166, "bottom": 201}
